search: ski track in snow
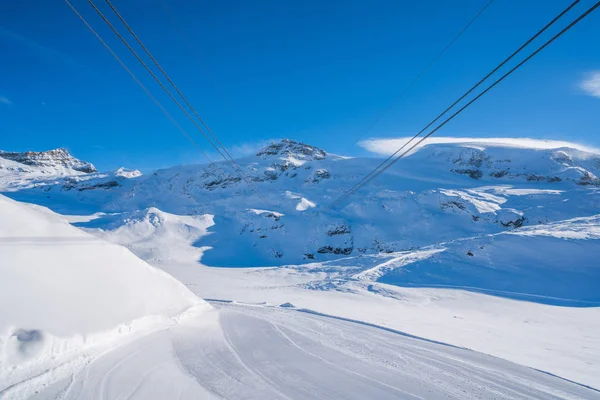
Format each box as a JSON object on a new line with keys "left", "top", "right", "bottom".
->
{"left": 17, "top": 302, "right": 599, "bottom": 400}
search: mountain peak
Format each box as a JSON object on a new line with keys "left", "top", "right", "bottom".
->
{"left": 0, "top": 148, "right": 97, "bottom": 173}
{"left": 256, "top": 139, "right": 326, "bottom": 161}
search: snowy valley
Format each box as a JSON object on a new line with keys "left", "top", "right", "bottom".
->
{"left": 1, "top": 138, "right": 599, "bottom": 399}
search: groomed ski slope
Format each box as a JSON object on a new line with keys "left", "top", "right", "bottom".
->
{"left": 28, "top": 302, "right": 599, "bottom": 400}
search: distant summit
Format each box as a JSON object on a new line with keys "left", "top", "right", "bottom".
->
{"left": 0, "top": 148, "right": 97, "bottom": 173}
{"left": 256, "top": 139, "right": 326, "bottom": 161}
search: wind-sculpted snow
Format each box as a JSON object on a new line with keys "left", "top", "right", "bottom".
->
{"left": 77, "top": 207, "right": 214, "bottom": 264}
{"left": 0, "top": 195, "right": 209, "bottom": 393}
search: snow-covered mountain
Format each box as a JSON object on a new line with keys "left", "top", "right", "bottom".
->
{"left": 2, "top": 138, "right": 600, "bottom": 394}
{"left": 4, "top": 139, "right": 598, "bottom": 266}
{"left": 0, "top": 148, "right": 96, "bottom": 174}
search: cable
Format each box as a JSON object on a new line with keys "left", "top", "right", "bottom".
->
{"left": 102, "top": 0, "right": 263, "bottom": 202}
{"left": 330, "top": 0, "right": 598, "bottom": 208}
{"left": 330, "top": 0, "right": 583, "bottom": 208}
{"left": 87, "top": 0, "right": 268, "bottom": 203}
{"left": 63, "top": 0, "right": 214, "bottom": 166}
{"left": 337, "top": 0, "right": 580, "bottom": 208}
{"left": 157, "top": 0, "right": 231, "bottom": 107}
{"left": 333, "top": 0, "right": 596, "bottom": 208}
{"left": 352, "top": 0, "right": 496, "bottom": 145}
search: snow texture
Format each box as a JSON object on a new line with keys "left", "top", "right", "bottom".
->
{"left": 1, "top": 138, "right": 599, "bottom": 397}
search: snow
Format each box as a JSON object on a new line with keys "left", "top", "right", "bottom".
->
{"left": 22, "top": 303, "right": 600, "bottom": 399}
{"left": 4, "top": 139, "right": 599, "bottom": 266}
{"left": 78, "top": 207, "right": 215, "bottom": 264}
{"left": 360, "top": 136, "right": 600, "bottom": 155}
{"left": 285, "top": 190, "right": 316, "bottom": 211}
{"left": 0, "top": 195, "right": 209, "bottom": 395}
{"left": 1, "top": 139, "right": 600, "bottom": 397}
{"left": 161, "top": 262, "right": 600, "bottom": 390}
{"left": 248, "top": 208, "right": 285, "bottom": 217}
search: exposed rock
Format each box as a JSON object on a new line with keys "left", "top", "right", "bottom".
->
{"left": 577, "top": 172, "right": 600, "bottom": 186}
{"left": 526, "top": 174, "right": 546, "bottom": 182}
{"left": 453, "top": 150, "right": 490, "bottom": 168}
{"left": 203, "top": 176, "right": 242, "bottom": 189}
{"left": 490, "top": 170, "right": 509, "bottom": 178}
{"left": 77, "top": 180, "right": 120, "bottom": 191}
{"left": 0, "top": 148, "right": 96, "bottom": 173}
{"left": 441, "top": 201, "right": 467, "bottom": 211}
{"left": 451, "top": 169, "right": 483, "bottom": 179}
{"left": 552, "top": 151, "right": 574, "bottom": 166}
{"left": 307, "top": 169, "right": 331, "bottom": 183}
{"left": 317, "top": 245, "right": 353, "bottom": 255}
{"left": 326, "top": 224, "right": 351, "bottom": 236}
{"left": 500, "top": 216, "right": 525, "bottom": 228}
{"left": 256, "top": 139, "right": 326, "bottom": 161}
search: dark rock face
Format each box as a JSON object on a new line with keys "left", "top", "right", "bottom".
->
{"left": 77, "top": 180, "right": 120, "bottom": 191}
{"left": 526, "top": 174, "right": 546, "bottom": 182}
{"left": 453, "top": 150, "right": 490, "bottom": 169}
{"left": 307, "top": 169, "right": 331, "bottom": 183}
{"left": 490, "top": 170, "right": 509, "bottom": 178}
{"left": 451, "top": 169, "right": 483, "bottom": 179}
{"left": 441, "top": 201, "right": 467, "bottom": 211}
{"left": 203, "top": 176, "right": 242, "bottom": 190}
{"left": 500, "top": 216, "right": 525, "bottom": 228}
{"left": 0, "top": 148, "right": 97, "bottom": 173}
{"left": 317, "top": 245, "right": 353, "bottom": 255}
{"left": 578, "top": 172, "right": 600, "bottom": 186}
{"left": 326, "top": 224, "right": 351, "bottom": 236}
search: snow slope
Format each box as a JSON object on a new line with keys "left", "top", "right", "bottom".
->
{"left": 28, "top": 302, "right": 600, "bottom": 400}
{"left": 7, "top": 139, "right": 597, "bottom": 267}
{"left": 161, "top": 261, "right": 600, "bottom": 389}
{"left": 1, "top": 138, "right": 599, "bottom": 393}
{"left": 0, "top": 195, "right": 209, "bottom": 395}
{"left": 378, "top": 214, "right": 600, "bottom": 304}
{"left": 80, "top": 207, "right": 215, "bottom": 264}
{"left": 0, "top": 148, "right": 96, "bottom": 174}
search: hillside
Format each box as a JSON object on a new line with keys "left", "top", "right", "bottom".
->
{"left": 0, "top": 194, "right": 209, "bottom": 396}
{"left": 4, "top": 139, "right": 597, "bottom": 266}
{"left": 1, "top": 138, "right": 599, "bottom": 392}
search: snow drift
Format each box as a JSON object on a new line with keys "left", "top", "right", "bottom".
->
{"left": 0, "top": 195, "right": 208, "bottom": 375}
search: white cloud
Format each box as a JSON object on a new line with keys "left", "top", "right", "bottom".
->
{"left": 228, "top": 139, "right": 278, "bottom": 158}
{"left": 359, "top": 136, "right": 600, "bottom": 156}
{"left": 0, "top": 96, "right": 12, "bottom": 105}
{"left": 580, "top": 71, "right": 600, "bottom": 98}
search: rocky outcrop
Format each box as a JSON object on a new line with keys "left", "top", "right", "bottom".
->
{"left": 256, "top": 139, "right": 326, "bottom": 161}
{"left": 0, "top": 148, "right": 96, "bottom": 173}
{"left": 451, "top": 169, "right": 482, "bottom": 179}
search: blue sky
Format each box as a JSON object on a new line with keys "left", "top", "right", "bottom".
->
{"left": 1, "top": 0, "right": 599, "bottom": 171}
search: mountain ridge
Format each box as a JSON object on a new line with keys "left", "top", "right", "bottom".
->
{"left": 2, "top": 138, "right": 598, "bottom": 267}
{"left": 0, "top": 148, "right": 97, "bottom": 174}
